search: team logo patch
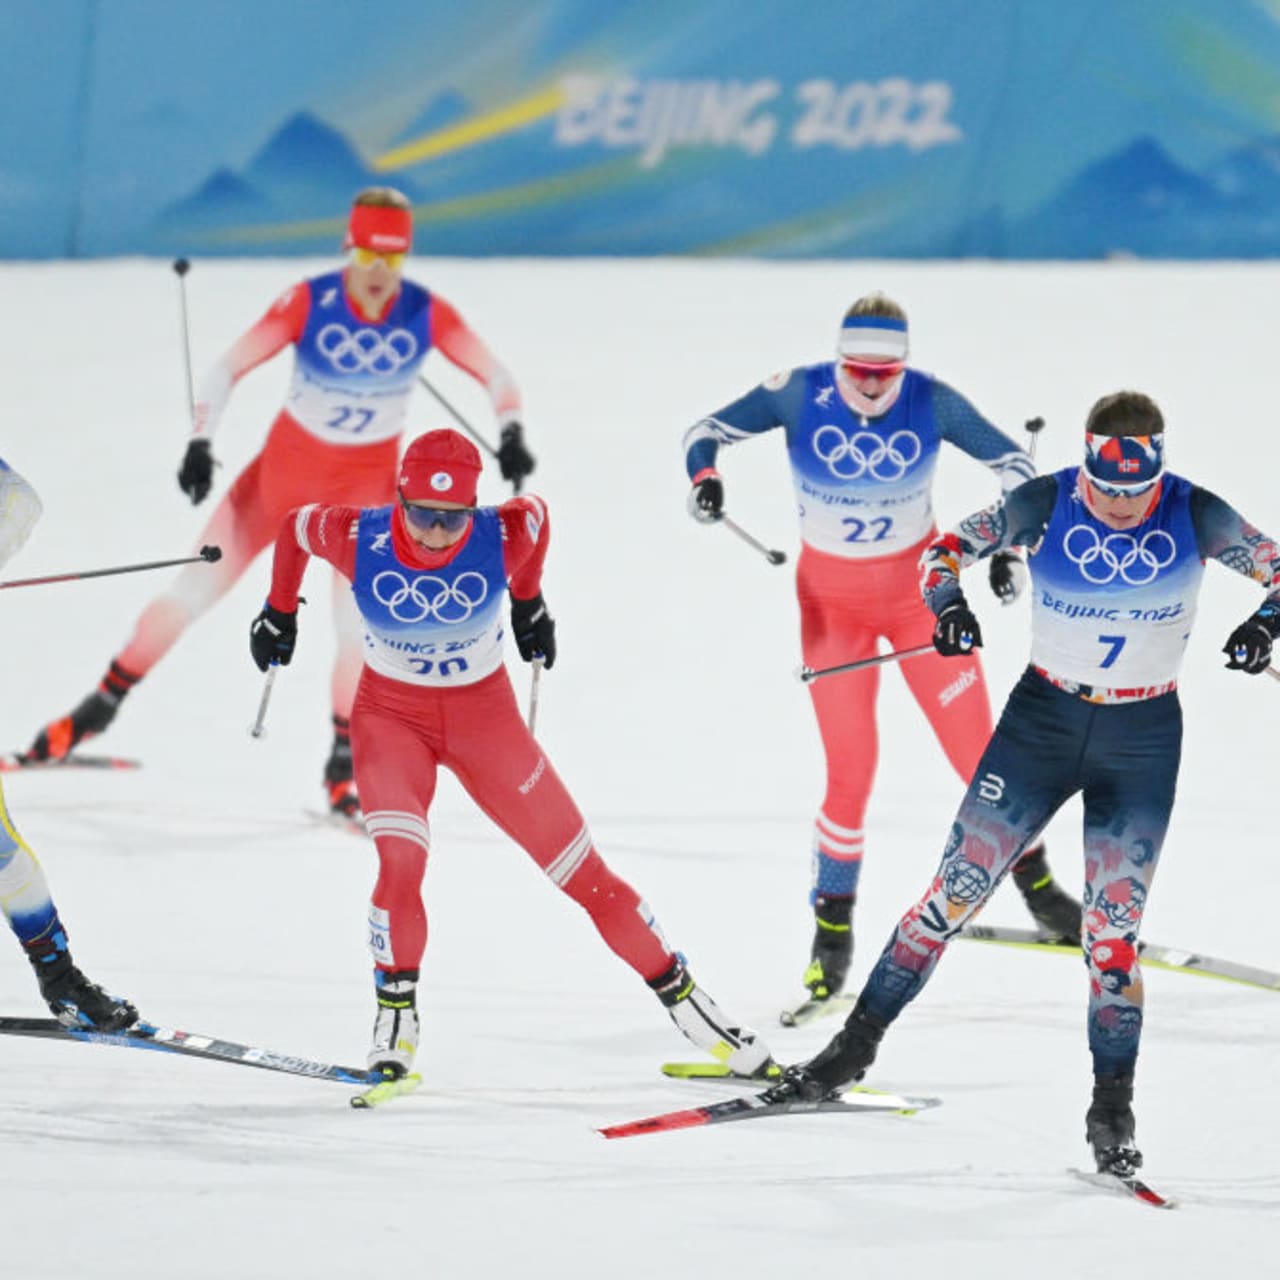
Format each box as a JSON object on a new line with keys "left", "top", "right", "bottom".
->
{"left": 431, "top": 472, "right": 453, "bottom": 492}
{"left": 763, "top": 370, "right": 791, "bottom": 391}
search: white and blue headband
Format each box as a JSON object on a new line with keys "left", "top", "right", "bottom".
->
{"left": 838, "top": 314, "right": 909, "bottom": 361}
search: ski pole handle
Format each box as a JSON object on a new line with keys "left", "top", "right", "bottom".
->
{"left": 250, "top": 664, "right": 279, "bottom": 739}
{"left": 527, "top": 657, "right": 544, "bottom": 733}
{"left": 799, "top": 643, "right": 936, "bottom": 684}
{"left": 0, "top": 544, "right": 221, "bottom": 591}
{"left": 1024, "top": 416, "right": 1046, "bottom": 463}
{"left": 717, "top": 514, "right": 787, "bottom": 566}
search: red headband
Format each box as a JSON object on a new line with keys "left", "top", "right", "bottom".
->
{"left": 346, "top": 203, "right": 412, "bottom": 253}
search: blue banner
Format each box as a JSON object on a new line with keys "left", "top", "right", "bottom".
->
{"left": 7, "top": 1, "right": 1280, "bottom": 259}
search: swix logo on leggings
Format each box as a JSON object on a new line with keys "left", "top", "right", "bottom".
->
{"left": 352, "top": 506, "right": 507, "bottom": 686}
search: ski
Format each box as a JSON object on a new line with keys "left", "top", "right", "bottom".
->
{"left": 1070, "top": 1166, "right": 1177, "bottom": 1210}
{"left": 350, "top": 1071, "right": 423, "bottom": 1109}
{"left": 305, "top": 809, "right": 367, "bottom": 839}
{"left": 0, "top": 1015, "right": 380, "bottom": 1086}
{"left": 779, "top": 992, "right": 856, "bottom": 1028}
{"left": 0, "top": 753, "right": 140, "bottom": 773}
{"left": 960, "top": 924, "right": 1280, "bottom": 992}
{"left": 599, "top": 1084, "right": 940, "bottom": 1139}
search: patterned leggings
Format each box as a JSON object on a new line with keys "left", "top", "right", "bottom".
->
{"left": 856, "top": 668, "right": 1181, "bottom": 1077}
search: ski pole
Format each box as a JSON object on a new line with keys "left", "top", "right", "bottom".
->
{"left": 249, "top": 664, "right": 279, "bottom": 739}
{"left": 173, "top": 258, "right": 197, "bottom": 426}
{"left": 527, "top": 657, "right": 544, "bottom": 733}
{"left": 0, "top": 544, "right": 222, "bottom": 591}
{"left": 716, "top": 513, "right": 787, "bottom": 566}
{"left": 1266, "top": 666, "right": 1280, "bottom": 684}
{"left": 799, "top": 643, "right": 935, "bottom": 684}
{"left": 418, "top": 376, "right": 499, "bottom": 460}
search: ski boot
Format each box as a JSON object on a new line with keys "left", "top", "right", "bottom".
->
{"left": 28, "top": 947, "right": 138, "bottom": 1031}
{"left": 803, "top": 894, "right": 854, "bottom": 1000}
{"left": 25, "top": 662, "right": 138, "bottom": 762}
{"left": 324, "top": 715, "right": 360, "bottom": 819}
{"left": 1086, "top": 1072, "right": 1142, "bottom": 1175}
{"left": 650, "top": 955, "right": 772, "bottom": 1077}
{"left": 764, "top": 999, "right": 887, "bottom": 1102}
{"left": 369, "top": 968, "right": 420, "bottom": 1079}
{"left": 1012, "top": 845, "right": 1083, "bottom": 944}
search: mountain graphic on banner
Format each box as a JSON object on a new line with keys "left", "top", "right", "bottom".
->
{"left": 155, "top": 112, "right": 418, "bottom": 237}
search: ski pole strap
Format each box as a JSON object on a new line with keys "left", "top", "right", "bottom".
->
{"left": 0, "top": 544, "right": 221, "bottom": 590}
{"left": 799, "top": 643, "right": 935, "bottom": 684}
{"left": 417, "top": 376, "right": 499, "bottom": 458}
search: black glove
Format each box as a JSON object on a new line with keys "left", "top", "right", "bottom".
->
{"left": 496, "top": 422, "right": 536, "bottom": 489}
{"left": 687, "top": 474, "right": 724, "bottom": 523}
{"left": 933, "top": 599, "right": 983, "bottom": 657}
{"left": 510, "top": 593, "right": 556, "bottom": 669}
{"left": 1223, "top": 615, "right": 1275, "bottom": 674}
{"left": 177, "top": 439, "right": 215, "bottom": 505}
{"left": 249, "top": 603, "right": 298, "bottom": 672}
{"left": 987, "top": 550, "right": 1027, "bottom": 605}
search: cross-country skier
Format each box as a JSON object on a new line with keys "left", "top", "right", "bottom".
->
{"left": 24, "top": 187, "right": 537, "bottom": 821}
{"left": 248, "top": 428, "right": 770, "bottom": 1080}
{"left": 682, "top": 292, "right": 1081, "bottom": 1004}
{"left": 0, "top": 457, "right": 137, "bottom": 1030}
{"left": 767, "top": 390, "right": 1280, "bottom": 1176}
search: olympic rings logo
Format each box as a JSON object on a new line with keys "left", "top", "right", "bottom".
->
{"left": 371, "top": 570, "right": 489, "bottom": 623}
{"left": 1062, "top": 524, "right": 1177, "bottom": 585}
{"left": 316, "top": 324, "right": 418, "bottom": 374}
{"left": 811, "top": 425, "right": 921, "bottom": 481}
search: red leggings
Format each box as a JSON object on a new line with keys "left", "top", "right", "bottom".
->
{"left": 798, "top": 537, "right": 993, "bottom": 899}
{"left": 350, "top": 666, "right": 674, "bottom": 981}
{"left": 116, "top": 413, "right": 398, "bottom": 718}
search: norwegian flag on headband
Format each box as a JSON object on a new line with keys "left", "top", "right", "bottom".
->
{"left": 1084, "top": 432, "right": 1164, "bottom": 487}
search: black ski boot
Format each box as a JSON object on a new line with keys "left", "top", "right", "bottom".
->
{"left": 1012, "top": 845, "right": 1083, "bottom": 943}
{"left": 765, "top": 999, "right": 887, "bottom": 1102}
{"left": 26, "top": 662, "right": 138, "bottom": 762}
{"left": 1086, "top": 1072, "right": 1142, "bottom": 1175}
{"left": 29, "top": 948, "right": 138, "bottom": 1032}
{"left": 324, "top": 715, "right": 360, "bottom": 818}
{"left": 803, "top": 894, "right": 854, "bottom": 1000}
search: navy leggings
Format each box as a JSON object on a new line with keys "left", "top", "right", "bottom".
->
{"left": 858, "top": 667, "right": 1181, "bottom": 1077}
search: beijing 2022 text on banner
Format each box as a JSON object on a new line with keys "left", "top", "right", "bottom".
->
{"left": 7, "top": 0, "right": 1280, "bottom": 259}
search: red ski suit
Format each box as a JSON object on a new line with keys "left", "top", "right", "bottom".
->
{"left": 266, "top": 498, "right": 675, "bottom": 981}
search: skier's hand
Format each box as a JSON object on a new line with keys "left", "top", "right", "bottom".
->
{"left": 933, "top": 599, "right": 983, "bottom": 657}
{"left": 510, "top": 592, "right": 556, "bottom": 670}
{"left": 987, "top": 550, "right": 1027, "bottom": 605}
{"left": 1223, "top": 617, "right": 1273, "bottom": 674}
{"left": 250, "top": 603, "right": 298, "bottom": 671}
{"left": 496, "top": 422, "right": 535, "bottom": 491}
{"left": 687, "top": 473, "right": 724, "bottom": 524}
{"left": 177, "top": 439, "right": 214, "bottom": 505}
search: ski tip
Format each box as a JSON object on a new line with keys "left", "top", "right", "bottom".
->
{"left": 0, "top": 753, "right": 141, "bottom": 773}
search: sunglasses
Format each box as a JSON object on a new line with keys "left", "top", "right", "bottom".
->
{"left": 1087, "top": 475, "right": 1160, "bottom": 500}
{"left": 399, "top": 498, "right": 476, "bottom": 532}
{"left": 351, "top": 246, "right": 407, "bottom": 270}
{"left": 841, "top": 358, "right": 906, "bottom": 381}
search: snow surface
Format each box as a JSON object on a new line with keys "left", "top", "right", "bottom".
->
{"left": 1, "top": 257, "right": 1277, "bottom": 1276}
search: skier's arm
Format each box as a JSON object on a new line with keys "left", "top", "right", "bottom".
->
{"left": 192, "top": 284, "right": 310, "bottom": 442}
{"left": 920, "top": 475, "right": 1058, "bottom": 614}
{"left": 428, "top": 294, "right": 521, "bottom": 427}
{"left": 0, "top": 457, "right": 42, "bottom": 570}
{"left": 682, "top": 376, "right": 793, "bottom": 481}
{"left": 501, "top": 495, "right": 550, "bottom": 599}
{"left": 266, "top": 504, "right": 361, "bottom": 612}
{"left": 932, "top": 380, "right": 1036, "bottom": 494}
{"left": 1191, "top": 487, "right": 1280, "bottom": 670}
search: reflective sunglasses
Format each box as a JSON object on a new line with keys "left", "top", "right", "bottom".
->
{"left": 1087, "top": 475, "right": 1160, "bottom": 500}
{"left": 841, "top": 358, "right": 907, "bottom": 381}
{"left": 351, "top": 246, "right": 407, "bottom": 270}
{"left": 399, "top": 498, "right": 475, "bottom": 532}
